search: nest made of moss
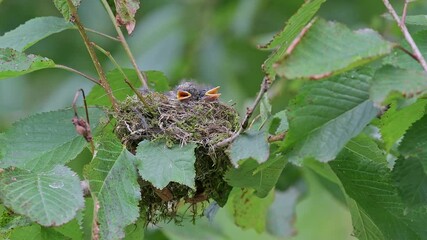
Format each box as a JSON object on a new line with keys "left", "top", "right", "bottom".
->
{"left": 114, "top": 91, "right": 240, "bottom": 224}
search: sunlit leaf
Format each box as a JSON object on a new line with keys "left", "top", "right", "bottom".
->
{"left": 135, "top": 141, "right": 197, "bottom": 189}
{"left": 283, "top": 70, "right": 378, "bottom": 164}
{"left": 0, "top": 166, "right": 83, "bottom": 227}
{"left": 229, "top": 129, "right": 269, "bottom": 166}
{"left": 87, "top": 69, "right": 169, "bottom": 106}
{"left": 261, "top": 0, "right": 326, "bottom": 79}
{"left": 85, "top": 133, "right": 141, "bottom": 240}
{"left": 0, "top": 17, "right": 73, "bottom": 51}
{"left": 330, "top": 135, "right": 427, "bottom": 239}
{"left": 231, "top": 188, "right": 274, "bottom": 233}
{"left": 370, "top": 65, "right": 427, "bottom": 104}
{"left": 379, "top": 99, "right": 427, "bottom": 151}
{"left": 0, "top": 108, "right": 105, "bottom": 171}
{"left": 274, "top": 19, "right": 394, "bottom": 80}
{"left": 225, "top": 156, "right": 286, "bottom": 198}
{"left": 114, "top": 0, "right": 140, "bottom": 34}
{"left": 53, "top": 0, "right": 81, "bottom": 21}
{"left": 0, "top": 48, "right": 55, "bottom": 80}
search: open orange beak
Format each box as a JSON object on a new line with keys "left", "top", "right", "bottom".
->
{"left": 204, "top": 86, "right": 221, "bottom": 100}
{"left": 177, "top": 90, "right": 192, "bottom": 101}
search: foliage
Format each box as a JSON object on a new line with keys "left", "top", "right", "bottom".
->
{"left": 1, "top": 0, "right": 427, "bottom": 239}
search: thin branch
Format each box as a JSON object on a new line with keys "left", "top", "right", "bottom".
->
{"left": 91, "top": 42, "right": 154, "bottom": 111}
{"left": 216, "top": 77, "right": 270, "bottom": 148}
{"left": 396, "top": 45, "right": 419, "bottom": 62}
{"left": 268, "top": 132, "right": 287, "bottom": 143}
{"left": 84, "top": 27, "right": 120, "bottom": 42}
{"left": 55, "top": 64, "right": 100, "bottom": 85}
{"left": 382, "top": 0, "right": 427, "bottom": 72}
{"left": 401, "top": 0, "right": 409, "bottom": 27}
{"left": 66, "top": 0, "right": 119, "bottom": 112}
{"left": 99, "top": 0, "right": 149, "bottom": 89}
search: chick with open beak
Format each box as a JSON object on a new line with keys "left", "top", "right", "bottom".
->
{"left": 175, "top": 82, "right": 221, "bottom": 101}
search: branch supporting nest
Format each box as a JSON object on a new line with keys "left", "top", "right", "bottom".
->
{"left": 216, "top": 77, "right": 270, "bottom": 148}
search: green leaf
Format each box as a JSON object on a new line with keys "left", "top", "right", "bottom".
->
{"left": 87, "top": 69, "right": 169, "bottom": 106}
{"left": 266, "top": 188, "right": 300, "bottom": 237}
{"left": 225, "top": 156, "right": 286, "bottom": 198}
{"left": 370, "top": 65, "right": 427, "bottom": 104}
{"left": 269, "top": 110, "right": 288, "bottom": 134}
{"left": 231, "top": 188, "right": 274, "bottom": 233}
{"left": 274, "top": 19, "right": 394, "bottom": 80}
{"left": 283, "top": 70, "right": 378, "bottom": 164}
{"left": 114, "top": 0, "right": 140, "bottom": 34}
{"left": 53, "top": 0, "right": 81, "bottom": 21}
{"left": 384, "top": 14, "right": 427, "bottom": 26}
{"left": 135, "top": 141, "right": 197, "bottom": 190}
{"left": 379, "top": 99, "right": 427, "bottom": 151}
{"left": 0, "top": 48, "right": 55, "bottom": 80}
{"left": 384, "top": 30, "right": 427, "bottom": 71}
{"left": 261, "top": 0, "right": 326, "bottom": 79}
{"left": 0, "top": 166, "right": 84, "bottom": 226}
{"left": 330, "top": 135, "right": 427, "bottom": 239}
{"left": 0, "top": 17, "right": 73, "bottom": 51}
{"left": 399, "top": 115, "right": 427, "bottom": 170}
{"left": 393, "top": 157, "right": 427, "bottom": 207}
{"left": 85, "top": 134, "right": 141, "bottom": 240}
{"left": 229, "top": 129, "right": 269, "bottom": 166}
{"left": 0, "top": 108, "right": 105, "bottom": 171}
{"left": 260, "top": 95, "right": 272, "bottom": 123}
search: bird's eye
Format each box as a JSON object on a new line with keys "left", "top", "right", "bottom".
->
{"left": 177, "top": 90, "right": 192, "bottom": 101}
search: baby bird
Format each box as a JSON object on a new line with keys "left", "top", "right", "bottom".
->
{"left": 174, "top": 81, "right": 221, "bottom": 102}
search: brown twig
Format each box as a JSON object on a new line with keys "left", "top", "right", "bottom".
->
{"left": 84, "top": 27, "right": 120, "bottom": 42}
{"left": 66, "top": 0, "right": 119, "bottom": 112}
{"left": 99, "top": 0, "right": 149, "bottom": 89}
{"left": 268, "top": 132, "right": 287, "bottom": 143}
{"left": 55, "top": 64, "right": 100, "bottom": 85}
{"left": 216, "top": 77, "right": 270, "bottom": 148}
{"left": 72, "top": 89, "right": 95, "bottom": 152}
{"left": 382, "top": 0, "right": 427, "bottom": 72}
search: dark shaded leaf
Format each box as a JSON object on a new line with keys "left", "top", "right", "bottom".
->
{"left": 330, "top": 135, "right": 427, "bottom": 239}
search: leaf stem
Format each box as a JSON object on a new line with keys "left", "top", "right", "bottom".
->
{"left": 91, "top": 42, "right": 153, "bottom": 111}
{"left": 382, "top": 0, "right": 427, "bottom": 72}
{"left": 66, "top": 0, "right": 119, "bottom": 112}
{"left": 99, "top": 0, "right": 149, "bottom": 89}
{"left": 216, "top": 77, "right": 270, "bottom": 148}
{"left": 84, "top": 27, "right": 120, "bottom": 42}
{"left": 55, "top": 64, "right": 100, "bottom": 85}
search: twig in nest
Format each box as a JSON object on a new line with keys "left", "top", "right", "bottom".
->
{"left": 216, "top": 77, "right": 270, "bottom": 148}
{"left": 382, "top": 0, "right": 427, "bottom": 72}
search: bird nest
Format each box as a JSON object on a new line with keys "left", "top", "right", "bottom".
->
{"left": 114, "top": 91, "right": 240, "bottom": 224}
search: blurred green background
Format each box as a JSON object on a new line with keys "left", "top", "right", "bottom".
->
{"left": 1, "top": 0, "right": 427, "bottom": 239}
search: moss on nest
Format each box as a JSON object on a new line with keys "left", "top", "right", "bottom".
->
{"left": 114, "top": 91, "right": 239, "bottom": 224}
